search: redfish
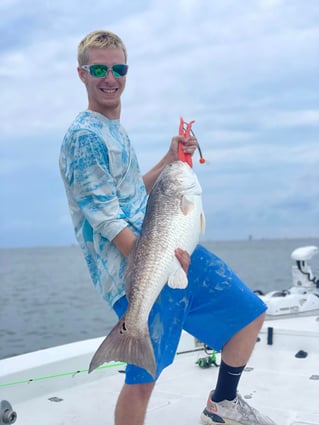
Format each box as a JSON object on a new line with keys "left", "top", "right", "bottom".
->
{"left": 89, "top": 160, "right": 205, "bottom": 377}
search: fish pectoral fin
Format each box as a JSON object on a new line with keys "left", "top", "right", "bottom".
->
{"left": 167, "top": 267, "right": 188, "bottom": 289}
{"left": 180, "top": 195, "right": 194, "bottom": 216}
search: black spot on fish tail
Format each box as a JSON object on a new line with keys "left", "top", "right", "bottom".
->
{"left": 120, "top": 322, "right": 127, "bottom": 334}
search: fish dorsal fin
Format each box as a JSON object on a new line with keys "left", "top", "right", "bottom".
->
{"left": 181, "top": 195, "right": 194, "bottom": 216}
{"left": 167, "top": 267, "right": 188, "bottom": 289}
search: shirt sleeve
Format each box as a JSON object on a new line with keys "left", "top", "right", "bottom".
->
{"left": 69, "top": 130, "right": 128, "bottom": 241}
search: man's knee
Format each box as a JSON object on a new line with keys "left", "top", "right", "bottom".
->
{"left": 233, "top": 311, "right": 266, "bottom": 340}
{"left": 252, "top": 311, "right": 266, "bottom": 331}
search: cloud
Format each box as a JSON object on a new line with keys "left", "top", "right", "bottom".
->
{"left": 265, "top": 109, "right": 319, "bottom": 128}
{"left": 0, "top": 0, "right": 319, "bottom": 246}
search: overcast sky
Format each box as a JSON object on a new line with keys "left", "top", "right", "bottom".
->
{"left": 1, "top": 0, "right": 318, "bottom": 248}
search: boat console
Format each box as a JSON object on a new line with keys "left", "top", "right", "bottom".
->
{"left": 258, "top": 245, "right": 319, "bottom": 318}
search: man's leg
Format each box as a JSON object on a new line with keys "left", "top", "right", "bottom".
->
{"left": 212, "top": 312, "right": 265, "bottom": 402}
{"left": 201, "top": 312, "right": 276, "bottom": 424}
{"left": 115, "top": 382, "right": 155, "bottom": 425}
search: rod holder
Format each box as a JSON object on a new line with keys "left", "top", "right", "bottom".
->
{"left": 0, "top": 401, "right": 17, "bottom": 424}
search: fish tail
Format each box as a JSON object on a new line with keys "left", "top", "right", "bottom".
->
{"left": 88, "top": 317, "right": 157, "bottom": 378}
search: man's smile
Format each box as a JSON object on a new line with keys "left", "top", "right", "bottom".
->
{"left": 100, "top": 87, "right": 118, "bottom": 94}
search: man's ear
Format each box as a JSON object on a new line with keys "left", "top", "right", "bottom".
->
{"left": 77, "top": 66, "right": 87, "bottom": 84}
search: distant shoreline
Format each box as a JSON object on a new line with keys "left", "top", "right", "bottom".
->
{"left": 1, "top": 236, "right": 319, "bottom": 251}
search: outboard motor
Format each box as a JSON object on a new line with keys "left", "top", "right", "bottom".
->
{"left": 291, "top": 246, "right": 319, "bottom": 289}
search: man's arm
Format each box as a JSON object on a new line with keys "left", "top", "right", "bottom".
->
{"left": 114, "top": 134, "right": 197, "bottom": 262}
{"left": 112, "top": 227, "right": 137, "bottom": 257}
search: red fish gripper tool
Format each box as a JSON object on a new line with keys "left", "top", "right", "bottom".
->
{"left": 178, "top": 117, "right": 205, "bottom": 167}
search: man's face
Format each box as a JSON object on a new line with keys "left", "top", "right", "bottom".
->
{"left": 78, "top": 47, "right": 127, "bottom": 119}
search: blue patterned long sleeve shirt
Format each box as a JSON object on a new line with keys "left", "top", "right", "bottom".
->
{"left": 59, "top": 110, "right": 147, "bottom": 307}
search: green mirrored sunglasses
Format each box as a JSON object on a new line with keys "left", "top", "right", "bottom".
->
{"left": 81, "top": 64, "right": 128, "bottom": 78}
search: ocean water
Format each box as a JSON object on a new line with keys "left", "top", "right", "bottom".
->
{"left": 1, "top": 238, "right": 318, "bottom": 360}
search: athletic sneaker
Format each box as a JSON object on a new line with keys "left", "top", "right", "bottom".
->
{"left": 200, "top": 391, "right": 277, "bottom": 425}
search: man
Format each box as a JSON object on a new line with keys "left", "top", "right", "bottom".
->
{"left": 59, "top": 30, "right": 277, "bottom": 425}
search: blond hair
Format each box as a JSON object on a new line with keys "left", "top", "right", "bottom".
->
{"left": 77, "top": 30, "right": 127, "bottom": 65}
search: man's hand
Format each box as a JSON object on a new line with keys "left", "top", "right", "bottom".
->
{"left": 175, "top": 248, "right": 191, "bottom": 274}
{"left": 168, "top": 135, "right": 198, "bottom": 162}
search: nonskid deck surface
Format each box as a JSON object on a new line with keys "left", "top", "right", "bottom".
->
{"left": 1, "top": 317, "right": 319, "bottom": 425}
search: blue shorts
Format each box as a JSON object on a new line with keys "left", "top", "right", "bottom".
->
{"left": 113, "top": 244, "right": 267, "bottom": 385}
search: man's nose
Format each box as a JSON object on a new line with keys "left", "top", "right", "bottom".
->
{"left": 103, "top": 69, "right": 117, "bottom": 80}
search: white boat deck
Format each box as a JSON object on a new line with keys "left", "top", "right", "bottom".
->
{"left": 1, "top": 315, "right": 319, "bottom": 425}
